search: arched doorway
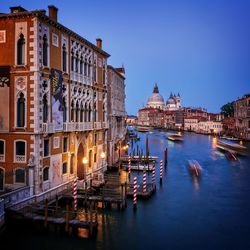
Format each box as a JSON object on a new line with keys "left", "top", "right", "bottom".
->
{"left": 77, "top": 143, "right": 85, "bottom": 180}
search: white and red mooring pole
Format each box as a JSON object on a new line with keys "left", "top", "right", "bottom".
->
{"left": 73, "top": 177, "right": 78, "bottom": 211}
{"left": 160, "top": 160, "right": 163, "bottom": 184}
{"left": 143, "top": 168, "right": 147, "bottom": 193}
{"left": 128, "top": 156, "right": 131, "bottom": 179}
{"left": 133, "top": 176, "right": 137, "bottom": 210}
{"left": 152, "top": 161, "right": 155, "bottom": 185}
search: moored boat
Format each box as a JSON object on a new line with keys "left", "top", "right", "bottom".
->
{"left": 216, "top": 139, "right": 247, "bottom": 156}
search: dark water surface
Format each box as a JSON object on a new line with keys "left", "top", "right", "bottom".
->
{"left": 1, "top": 131, "right": 250, "bottom": 250}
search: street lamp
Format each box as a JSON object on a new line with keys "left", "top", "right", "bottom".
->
{"left": 101, "top": 152, "right": 106, "bottom": 180}
{"left": 82, "top": 156, "right": 88, "bottom": 187}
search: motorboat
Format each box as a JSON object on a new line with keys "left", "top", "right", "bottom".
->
{"left": 167, "top": 133, "right": 183, "bottom": 142}
{"left": 220, "top": 136, "right": 240, "bottom": 142}
{"left": 188, "top": 160, "right": 202, "bottom": 177}
{"left": 136, "top": 126, "right": 153, "bottom": 132}
{"left": 216, "top": 139, "right": 247, "bottom": 156}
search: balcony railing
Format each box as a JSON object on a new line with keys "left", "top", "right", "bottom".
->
{"left": 0, "top": 155, "right": 4, "bottom": 162}
{"left": 102, "top": 122, "right": 109, "bottom": 129}
{"left": 41, "top": 123, "right": 54, "bottom": 134}
{"left": 94, "top": 122, "right": 102, "bottom": 130}
{"left": 15, "top": 155, "right": 26, "bottom": 163}
{"left": 63, "top": 122, "right": 93, "bottom": 132}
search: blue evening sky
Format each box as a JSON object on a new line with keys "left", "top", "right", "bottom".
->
{"left": 1, "top": 0, "right": 250, "bottom": 115}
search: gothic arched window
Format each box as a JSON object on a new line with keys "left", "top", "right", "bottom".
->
{"left": 42, "top": 35, "right": 48, "bottom": 66}
{"left": 75, "top": 52, "right": 79, "bottom": 73}
{"left": 42, "top": 95, "right": 48, "bottom": 123}
{"left": 62, "top": 44, "right": 67, "bottom": 72}
{"left": 71, "top": 49, "right": 74, "bottom": 71}
{"left": 62, "top": 97, "right": 67, "bottom": 122}
{"left": 17, "top": 92, "right": 25, "bottom": 127}
{"left": 17, "top": 33, "right": 25, "bottom": 65}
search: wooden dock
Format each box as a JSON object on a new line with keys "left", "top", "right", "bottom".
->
{"left": 127, "top": 183, "right": 156, "bottom": 199}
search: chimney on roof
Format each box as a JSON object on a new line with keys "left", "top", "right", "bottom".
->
{"left": 96, "top": 38, "right": 102, "bottom": 49}
{"left": 10, "top": 6, "right": 27, "bottom": 13}
{"left": 48, "top": 5, "right": 58, "bottom": 22}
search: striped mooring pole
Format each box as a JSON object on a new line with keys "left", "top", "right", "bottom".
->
{"left": 128, "top": 156, "right": 131, "bottom": 179}
{"left": 133, "top": 176, "right": 137, "bottom": 210}
{"left": 160, "top": 160, "right": 163, "bottom": 184}
{"left": 73, "top": 177, "right": 78, "bottom": 211}
{"left": 152, "top": 162, "right": 155, "bottom": 185}
{"left": 143, "top": 168, "right": 147, "bottom": 193}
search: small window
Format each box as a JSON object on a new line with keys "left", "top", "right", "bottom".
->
{"left": 62, "top": 162, "right": 67, "bottom": 174}
{"left": 16, "top": 141, "right": 25, "bottom": 155}
{"left": 0, "top": 140, "right": 4, "bottom": 155}
{"left": 44, "top": 139, "right": 49, "bottom": 157}
{"left": 15, "top": 168, "right": 25, "bottom": 183}
{"left": 63, "top": 137, "right": 68, "bottom": 152}
{"left": 43, "top": 167, "right": 49, "bottom": 181}
{"left": 94, "top": 153, "right": 97, "bottom": 163}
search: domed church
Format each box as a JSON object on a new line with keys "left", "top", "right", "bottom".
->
{"left": 147, "top": 84, "right": 165, "bottom": 109}
{"left": 146, "top": 84, "right": 181, "bottom": 111}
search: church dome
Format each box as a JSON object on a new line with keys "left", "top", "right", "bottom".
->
{"left": 166, "top": 93, "right": 176, "bottom": 105}
{"left": 147, "top": 84, "right": 164, "bottom": 108}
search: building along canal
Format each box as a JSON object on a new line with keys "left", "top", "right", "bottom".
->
{"left": 1, "top": 130, "right": 250, "bottom": 250}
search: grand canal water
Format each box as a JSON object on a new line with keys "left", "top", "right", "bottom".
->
{"left": 1, "top": 130, "right": 250, "bottom": 250}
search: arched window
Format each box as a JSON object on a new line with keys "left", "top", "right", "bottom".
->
{"left": 42, "top": 35, "right": 48, "bottom": 66}
{"left": 80, "top": 104, "right": 84, "bottom": 122}
{"left": 80, "top": 56, "right": 83, "bottom": 74}
{"left": 62, "top": 97, "right": 67, "bottom": 122}
{"left": 62, "top": 44, "right": 67, "bottom": 72}
{"left": 94, "top": 103, "right": 97, "bottom": 122}
{"left": 103, "top": 104, "right": 106, "bottom": 122}
{"left": 88, "top": 59, "right": 91, "bottom": 77}
{"left": 103, "top": 64, "right": 106, "bottom": 85}
{"left": 71, "top": 101, "right": 74, "bottom": 122}
{"left": 75, "top": 101, "right": 79, "bottom": 122}
{"left": 84, "top": 103, "right": 88, "bottom": 122}
{"left": 17, "top": 92, "right": 25, "bottom": 127}
{"left": 15, "top": 168, "right": 25, "bottom": 183}
{"left": 93, "top": 60, "right": 97, "bottom": 82}
{"left": 17, "top": 33, "right": 25, "bottom": 65}
{"left": 42, "top": 95, "right": 48, "bottom": 123}
{"left": 43, "top": 167, "right": 49, "bottom": 181}
{"left": 71, "top": 49, "right": 74, "bottom": 71}
{"left": 88, "top": 103, "right": 92, "bottom": 122}
{"left": 75, "top": 52, "right": 79, "bottom": 73}
{"left": 84, "top": 60, "right": 87, "bottom": 76}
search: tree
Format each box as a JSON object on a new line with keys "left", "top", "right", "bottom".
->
{"left": 220, "top": 102, "right": 234, "bottom": 117}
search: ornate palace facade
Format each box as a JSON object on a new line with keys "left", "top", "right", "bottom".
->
{"left": 0, "top": 6, "right": 126, "bottom": 194}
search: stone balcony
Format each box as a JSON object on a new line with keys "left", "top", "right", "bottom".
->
{"left": 94, "top": 122, "right": 102, "bottom": 130}
{"left": 41, "top": 123, "right": 54, "bottom": 134}
{"left": 0, "top": 155, "right": 4, "bottom": 162}
{"left": 15, "top": 155, "right": 26, "bottom": 163}
{"left": 63, "top": 122, "right": 93, "bottom": 132}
